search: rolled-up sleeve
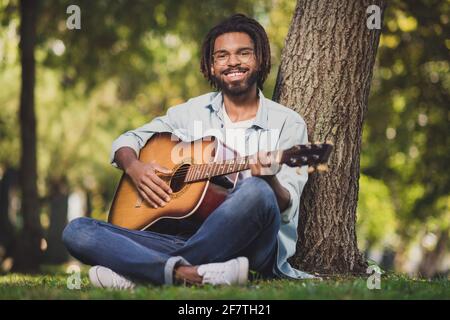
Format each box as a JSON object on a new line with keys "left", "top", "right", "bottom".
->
{"left": 276, "top": 119, "right": 309, "bottom": 223}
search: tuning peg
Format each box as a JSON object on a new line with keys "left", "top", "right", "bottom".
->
{"left": 317, "top": 164, "right": 329, "bottom": 172}
{"left": 307, "top": 166, "right": 315, "bottom": 173}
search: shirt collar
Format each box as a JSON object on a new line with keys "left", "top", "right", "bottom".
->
{"left": 208, "top": 89, "right": 268, "bottom": 130}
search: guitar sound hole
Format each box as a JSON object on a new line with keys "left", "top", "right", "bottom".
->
{"left": 170, "top": 164, "right": 190, "bottom": 192}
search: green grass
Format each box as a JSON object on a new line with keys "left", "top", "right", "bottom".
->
{"left": 0, "top": 265, "right": 448, "bottom": 300}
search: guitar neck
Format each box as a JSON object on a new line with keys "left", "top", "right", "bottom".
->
{"left": 183, "top": 142, "right": 333, "bottom": 183}
{"left": 184, "top": 155, "right": 252, "bottom": 183}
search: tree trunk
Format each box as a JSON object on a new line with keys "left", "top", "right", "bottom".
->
{"left": 0, "top": 168, "right": 18, "bottom": 261}
{"left": 418, "top": 228, "right": 449, "bottom": 279}
{"left": 273, "top": 0, "right": 385, "bottom": 274}
{"left": 13, "top": 0, "right": 43, "bottom": 272}
{"left": 44, "top": 179, "right": 69, "bottom": 264}
{"left": 85, "top": 190, "right": 92, "bottom": 218}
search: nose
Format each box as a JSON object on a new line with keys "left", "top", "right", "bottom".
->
{"left": 227, "top": 53, "right": 241, "bottom": 67}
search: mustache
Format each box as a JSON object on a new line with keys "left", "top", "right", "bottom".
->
{"left": 222, "top": 67, "right": 249, "bottom": 75}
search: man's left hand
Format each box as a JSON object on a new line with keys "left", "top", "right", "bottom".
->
{"left": 249, "top": 150, "right": 282, "bottom": 177}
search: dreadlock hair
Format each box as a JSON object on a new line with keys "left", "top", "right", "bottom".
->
{"left": 200, "top": 13, "right": 271, "bottom": 91}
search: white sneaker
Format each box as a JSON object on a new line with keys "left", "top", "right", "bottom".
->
{"left": 89, "top": 266, "right": 136, "bottom": 290}
{"left": 197, "top": 257, "right": 249, "bottom": 286}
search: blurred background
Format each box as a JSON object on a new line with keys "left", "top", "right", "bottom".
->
{"left": 0, "top": 0, "right": 448, "bottom": 278}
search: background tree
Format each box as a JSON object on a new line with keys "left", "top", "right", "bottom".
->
{"left": 11, "top": 0, "right": 43, "bottom": 272}
{"left": 273, "top": 0, "right": 386, "bottom": 274}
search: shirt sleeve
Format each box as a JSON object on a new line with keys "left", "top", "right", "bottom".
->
{"left": 275, "top": 119, "right": 309, "bottom": 224}
{"left": 110, "top": 112, "right": 177, "bottom": 168}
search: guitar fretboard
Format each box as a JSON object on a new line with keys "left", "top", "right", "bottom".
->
{"left": 185, "top": 156, "right": 251, "bottom": 182}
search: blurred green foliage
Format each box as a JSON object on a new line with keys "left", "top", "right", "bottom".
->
{"left": 0, "top": 0, "right": 448, "bottom": 271}
{"left": 360, "top": 0, "right": 449, "bottom": 259}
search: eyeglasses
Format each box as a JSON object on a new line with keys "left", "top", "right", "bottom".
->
{"left": 212, "top": 49, "right": 255, "bottom": 66}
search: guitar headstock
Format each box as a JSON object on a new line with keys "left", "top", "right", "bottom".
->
{"left": 281, "top": 142, "right": 333, "bottom": 172}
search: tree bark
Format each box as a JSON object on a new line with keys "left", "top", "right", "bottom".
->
{"left": 273, "top": 0, "right": 385, "bottom": 274}
{"left": 13, "top": 0, "right": 43, "bottom": 272}
{"left": 44, "top": 179, "right": 69, "bottom": 264}
{"left": 418, "top": 228, "right": 449, "bottom": 279}
{"left": 0, "top": 168, "right": 18, "bottom": 261}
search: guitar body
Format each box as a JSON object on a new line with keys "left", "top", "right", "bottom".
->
{"left": 108, "top": 132, "right": 333, "bottom": 231}
{"left": 108, "top": 132, "right": 237, "bottom": 230}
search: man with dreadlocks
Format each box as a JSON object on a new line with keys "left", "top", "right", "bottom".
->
{"left": 63, "top": 14, "right": 315, "bottom": 289}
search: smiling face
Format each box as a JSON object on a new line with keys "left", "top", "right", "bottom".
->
{"left": 211, "top": 32, "right": 259, "bottom": 97}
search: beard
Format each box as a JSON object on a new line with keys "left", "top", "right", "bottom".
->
{"left": 214, "top": 69, "right": 259, "bottom": 97}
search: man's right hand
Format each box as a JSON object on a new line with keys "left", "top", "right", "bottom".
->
{"left": 126, "top": 159, "right": 173, "bottom": 208}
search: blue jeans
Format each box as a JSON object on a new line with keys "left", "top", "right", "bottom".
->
{"left": 62, "top": 177, "right": 280, "bottom": 285}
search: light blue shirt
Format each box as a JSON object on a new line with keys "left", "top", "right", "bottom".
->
{"left": 110, "top": 90, "right": 315, "bottom": 279}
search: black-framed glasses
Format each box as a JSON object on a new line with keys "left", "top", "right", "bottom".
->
{"left": 212, "top": 49, "right": 255, "bottom": 66}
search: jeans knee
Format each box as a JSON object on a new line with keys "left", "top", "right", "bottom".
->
{"left": 235, "top": 177, "right": 280, "bottom": 225}
{"left": 240, "top": 177, "right": 277, "bottom": 207}
{"left": 62, "top": 217, "right": 96, "bottom": 253}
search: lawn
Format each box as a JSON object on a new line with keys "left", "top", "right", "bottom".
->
{"left": 0, "top": 265, "right": 448, "bottom": 300}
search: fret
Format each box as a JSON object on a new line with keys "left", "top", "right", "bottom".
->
{"left": 195, "top": 164, "right": 202, "bottom": 181}
{"left": 214, "top": 162, "right": 219, "bottom": 176}
{"left": 200, "top": 163, "right": 206, "bottom": 180}
{"left": 203, "top": 164, "right": 209, "bottom": 179}
{"left": 211, "top": 163, "right": 217, "bottom": 178}
{"left": 194, "top": 164, "right": 200, "bottom": 180}
{"left": 188, "top": 165, "right": 194, "bottom": 182}
{"left": 208, "top": 163, "right": 214, "bottom": 179}
{"left": 186, "top": 166, "right": 192, "bottom": 182}
{"left": 202, "top": 164, "right": 207, "bottom": 178}
{"left": 191, "top": 165, "right": 196, "bottom": 180}
{"left": 229, "top": 159, "right": 234, "bottom": 174}
{"left": 222, "top": 160, "right": 227, "bottom": 175}
{"left": 203, "top": 163, "right": 208, "bottom": 179}
{"left": 185, "top": 166, "right": 191, "bottom": 181}
{"left": 204, "top": 163, "right": 213, "bottom": 178}
{"left": 234, "top": 158, "right": 239, "bottom": 173}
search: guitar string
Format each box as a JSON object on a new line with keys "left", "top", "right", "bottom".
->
{"left": 157, "top": 149, "right": 312, "bottom": 180}
{"left": 164, "top": 161, "right": 250, "bottom": 180}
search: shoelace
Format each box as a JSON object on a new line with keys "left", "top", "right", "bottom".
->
{"left": 203, "top": 269, "right": 231, "bottom": 285}
{"left": 111, "top": 270, "right": 134, "bottom": 290}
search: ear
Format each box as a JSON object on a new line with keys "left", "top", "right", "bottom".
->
{"left": 210, "top": 65, "right": 215, "bottom": 76}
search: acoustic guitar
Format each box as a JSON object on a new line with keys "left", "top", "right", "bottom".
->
{"left": 108, "top": 132, "right": 332, "bottom": 230}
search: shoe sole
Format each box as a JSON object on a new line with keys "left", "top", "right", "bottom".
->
{"left": 236, "top": 257, "right": 249, "bottom": 285}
